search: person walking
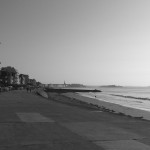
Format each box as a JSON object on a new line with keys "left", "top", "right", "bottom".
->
{"left": 29, "top": 86, "right": 32, "bottom": 93}
{"left": 26, "top": 86, "right": 29, "bottom": 92}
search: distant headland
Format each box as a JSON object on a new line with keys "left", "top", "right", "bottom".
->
{"left": 99, "top": 85, "right": 123, "bottom": 88}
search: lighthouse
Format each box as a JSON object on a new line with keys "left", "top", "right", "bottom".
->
{"left": 64, "top": 81, "right": 66, "bottom": 87}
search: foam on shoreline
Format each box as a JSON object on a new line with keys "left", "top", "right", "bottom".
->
{"left": 62, "top": 92, "right": 150, "bottom": 120}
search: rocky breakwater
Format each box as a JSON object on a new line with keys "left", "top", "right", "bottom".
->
{"left": 45, "top": 88, "right": 101, "bottom": 93}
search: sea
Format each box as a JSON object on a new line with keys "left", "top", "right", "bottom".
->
{"left": 78, "top": 87, "right": 150, "bottom": 112}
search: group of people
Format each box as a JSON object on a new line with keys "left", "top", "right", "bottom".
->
{"left": 26, "top": 85, "right": 32, "bottom": 92}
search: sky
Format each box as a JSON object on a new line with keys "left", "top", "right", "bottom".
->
{"left": 1, "top": 0, "right": 150, "bottom": 86}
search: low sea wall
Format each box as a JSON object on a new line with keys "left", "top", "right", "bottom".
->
{"left": 62, "top": 92, "right": 150, "bottom": 120}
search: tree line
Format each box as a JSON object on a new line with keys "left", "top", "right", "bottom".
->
{"left": 0, "top": 66, "right": 41, "bottom": 87}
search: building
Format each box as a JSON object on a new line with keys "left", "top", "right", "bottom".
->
{"left": 19, "top": 74, "right": 29, "bottom": 85}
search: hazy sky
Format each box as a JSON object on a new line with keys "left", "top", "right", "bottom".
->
{"left": 1, "top": 0, "right": 150, "bottom": 86}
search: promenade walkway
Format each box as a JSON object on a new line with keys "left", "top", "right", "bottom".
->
{"left": 0, "top": 90, "right": 150, "bottom": 149}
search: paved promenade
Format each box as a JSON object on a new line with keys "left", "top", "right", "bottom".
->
{"left": 1, "top": 91, "right": 150, "bottom": 149}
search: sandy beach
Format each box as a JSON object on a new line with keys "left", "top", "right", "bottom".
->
{"left": 46, "top": 92, "right": 101, "bottom": 110}
{"left": 55, "top": 92, "right": 150, "bottom": 121}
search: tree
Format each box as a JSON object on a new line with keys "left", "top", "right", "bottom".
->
{"left": 1, "top": 66, "right": 17, "bottom": 74}
{"left": 0, "top": 66, "right": 18, "bottom": 85}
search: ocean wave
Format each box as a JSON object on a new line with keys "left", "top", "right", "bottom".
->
{"left": 111, "top": 94, "right": 150, "bottom": 101}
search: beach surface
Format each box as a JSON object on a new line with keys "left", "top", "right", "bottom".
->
{"left": 1, "top": 90, "right": 150, "bottom": 149}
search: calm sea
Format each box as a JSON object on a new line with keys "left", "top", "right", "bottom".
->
{"left": 98, "top": 87, "right": 150, "bottom": 98}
